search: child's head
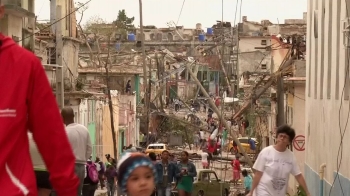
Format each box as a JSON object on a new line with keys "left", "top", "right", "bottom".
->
{"left": 117, "top": 152, "right": 156, "bottom": 196}
{"left": 242, "top": 169, "right": 248, "bottom": 177}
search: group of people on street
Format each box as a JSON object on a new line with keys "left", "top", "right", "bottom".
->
{"left": 0, "top": 2, "right": 311, "bottom": 194}
{"left": 152, "top": 150, "right": 197, "bottom": 196}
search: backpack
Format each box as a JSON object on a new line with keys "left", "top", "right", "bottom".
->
{"left": 87, "top": 162, "right": 99, "bottom": 183}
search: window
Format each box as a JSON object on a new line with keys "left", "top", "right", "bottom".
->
{"left": 147, "top": 145, "right": 164, "bottom": 149}
{"left": 261, "top": 64, "right": 267, "bottom": 69}
{"left": 200, "top": 172, "right": 218, "bottom": 182}
{"left": 261, "top": 40, "right": 267, "bottom": 45}
{"left": 239, "top": 138, "right": 248, "bottom": 144}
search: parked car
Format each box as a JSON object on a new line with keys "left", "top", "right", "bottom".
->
{"left": 172, "top": 169, "right": 230, "bottom": 196}
{"left": 227, "top": 137, "right": 258, "bottom": 155}
{"left": 145, "top": 143, "right": 168, "bottom": 156}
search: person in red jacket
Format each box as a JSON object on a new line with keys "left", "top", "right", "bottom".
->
{"left": 0, "top": 3, "right": 79, "bottom": 195}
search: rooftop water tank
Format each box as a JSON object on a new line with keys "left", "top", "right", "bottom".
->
{"left": 198, "top": 34, "right": 205, "bottom": 42}
{"left": 127, "top": 34, "right": 135, "bottom": 41}
{"left": 196, "top": 23, "right": 202, "bottom": 30}
{"left": 207, "top": 28, "right": 213, "bottom": 35}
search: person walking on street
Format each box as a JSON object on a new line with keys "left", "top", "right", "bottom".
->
{"left": 176, "top": 151, "right": 197, "bottom": 196}
{"left": 0, "top": 2, "right": 79, "bottom": 195}
{"left": 231, "top": 155, "right": 241, "bottom": 185}
{"left": 247, "top": 125, "right": 310, "bottom": 196}
{"left": 62, "top": 107, "right": 93, "bottom": 196}
{"left": 155, "top": 150, "right": 176, "bottom": 196}
{"left": 95, "top": 157, "right": 106, "bottom": 189}
{"left": 82, "top": 159, "right": 99, "bottom": 196}
{"left": 200, "top": 149, "right": 209, "bottom": 169}
{"left": 242, "top": 169, "right": 252, "bottom": 195}
{"left": 105, "top": 162, "right": 117, "bottom": 196}
{"left": 193, "top": 132, "right": 200, "bottom": 152}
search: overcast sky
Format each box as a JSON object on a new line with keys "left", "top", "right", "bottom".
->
{"left": 35, "top": 0, "right": 306, "bottom": 28}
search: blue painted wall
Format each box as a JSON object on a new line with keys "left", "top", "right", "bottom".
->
{"left": 305, "top": 164, "right": 350, "bottom": 196}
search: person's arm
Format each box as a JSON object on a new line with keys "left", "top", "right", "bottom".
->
{"left": 295, "top": 174, "right": 310, "bottom": 196}
{"left": 291, "top": 155, "right": 310, "bottom": 196}
{"left": 175, "top": 164, "right": 181, "bottom": 178}
{"left": 188, "top": 163, "right": 197, "bottom": 177}
{"left": 86, "top": 130, "right": 92, "bottom": 160}
{"left": 27, "top": 57, "right": 79, "bottom": 196}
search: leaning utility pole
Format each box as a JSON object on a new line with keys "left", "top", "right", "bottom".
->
{"left": 185, "top": 63, "right": 254, "bottom": 167}
{"left": 103, "top": 37, "right": 118, "bottom": 159}
{"left": 55, "top": 5, "right": 64, "bottom": 109}
{"left": 139, "top": 0, "right": 149, "bottom": 135}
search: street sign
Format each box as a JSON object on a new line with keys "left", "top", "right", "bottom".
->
{"left": 293, "top": 135, "right": 305, "bottom": 151}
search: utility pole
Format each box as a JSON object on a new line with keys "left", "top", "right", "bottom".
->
{"left": 50, "top": 0, "right": 56, "bottom": 33}
{"left": 55, "top": 5, "right": 64, "bottom": 109}
{"left": 234, "top": 25, "right": 240, "bottom": 97}
{"left": 147, "top": 56, "right": 152, "bottom": 136}
{"left": 105, "top": 52, "right": 118, "bottom": 160}
{"left": 185, "top": 63, "right": 254, "bottom": 167}
{"left": 139, "top": 0, "right": 149, "bottom": 136}
{"left": 276, "top": 75, "right": 285, "bottom": 126}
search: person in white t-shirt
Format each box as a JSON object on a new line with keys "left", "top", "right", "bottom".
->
{"left": 201, "top": 150, "right": 209, "bottom": 169}
{"left": 247, "top": 125, "right": 310, "bottom": 196}
{"left": 61, "top": 107, "right": 92, "bottom": 196}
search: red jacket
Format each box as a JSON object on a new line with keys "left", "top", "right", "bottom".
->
{"left": 0, "top": 34, "right": 79, "bottom": 195}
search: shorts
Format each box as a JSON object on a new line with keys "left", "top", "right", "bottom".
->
{"left": 202, "top": 162, "right": 208, "bottom": 167}
{"left": 35, "top": 170, "right": 52, "bottom": 189}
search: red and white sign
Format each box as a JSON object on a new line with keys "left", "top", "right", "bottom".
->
{"left": 293, "top": 135, "right": 305, "bottom": 151}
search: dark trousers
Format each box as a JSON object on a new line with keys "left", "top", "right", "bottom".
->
{"left": 175, "top": 104, "right": 180, "bottom": 111}
{"left": 107, "top": 182, "right": 116, "bottom": 196}
{"left": 82, "top": 184, "right": 97, "bottom": 196}
{"left": 98, "top": 174, "right": 105, "bottom": 188}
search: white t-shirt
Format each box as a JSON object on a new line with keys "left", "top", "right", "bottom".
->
{"left": 199, "top": 131, "right": 205, "bottom": 140}
{"left": 66, "top": 123, "right": 92, "bottom": 164}
{"left": 201, "top": 152, "right": 209, "bottom": 163}
{"left": 253, "top": 145, "right": 301, "bottom": 196}
{"left": 28, "top": 132, "right": 46, "bottom": 170}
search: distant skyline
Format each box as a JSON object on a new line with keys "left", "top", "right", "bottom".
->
{"left": 35, "top": 0, "right": 307, "bottom": 28}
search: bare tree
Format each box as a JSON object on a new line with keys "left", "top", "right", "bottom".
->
{"left": 78, "top": 12, "right": 118, "bottom": 159}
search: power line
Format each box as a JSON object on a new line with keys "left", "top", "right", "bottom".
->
{"left": 18, "top": 0, "right": 92, "bottom": 43}
{"left": 176, "top": 0, "right": 186, "bottom": 25}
